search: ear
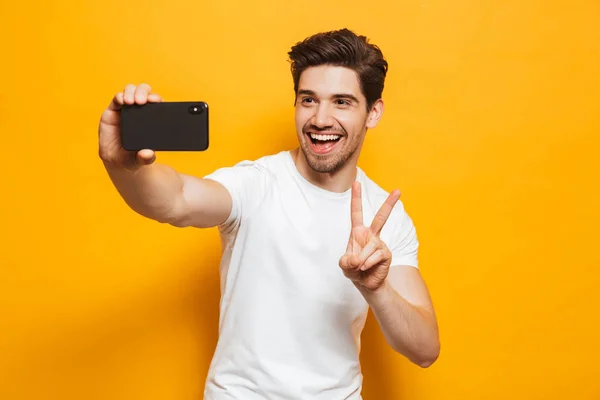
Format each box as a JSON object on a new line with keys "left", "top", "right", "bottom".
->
{"left": 366, "top": 99, "right": 384, "bottom": 129}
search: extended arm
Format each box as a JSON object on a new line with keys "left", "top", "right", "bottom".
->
{"left": 99, "top": 83, "right": 232, "bottom": 229}
{"left": 104, "top": 162, "right": 232, "bottom": 228}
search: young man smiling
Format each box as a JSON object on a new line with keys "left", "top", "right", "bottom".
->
{"left": 99, "top": 28, "right": 440, "bottom": 399}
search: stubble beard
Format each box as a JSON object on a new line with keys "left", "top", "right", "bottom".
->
{"left": 299, "top": 136, "right": 359, "bottom": 174}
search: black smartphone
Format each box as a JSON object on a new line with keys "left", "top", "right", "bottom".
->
{"left": 120, "top": 101, "right": 209, "bottom": 151}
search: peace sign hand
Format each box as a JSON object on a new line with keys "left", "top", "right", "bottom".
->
{"left": 339, "top": 182, "right": 401, "bottom": 292}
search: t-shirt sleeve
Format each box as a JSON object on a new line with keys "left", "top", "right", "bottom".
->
{"left": 203, "top": 159, "right": 269, "bottom": 235}
{"left": 389, "top": 202, "right": 420, "bottom": 269}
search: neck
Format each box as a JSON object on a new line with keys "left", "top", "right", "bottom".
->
{"left": 291, "top": 148, "right": 359, "bottom": 193}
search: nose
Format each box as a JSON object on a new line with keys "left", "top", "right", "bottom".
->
{"left": 312, "top": 103, "right": 334, "bottom": 129}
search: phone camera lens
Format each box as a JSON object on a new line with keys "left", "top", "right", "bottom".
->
{"left": 188, "top": 104, "right": 204, "bottom": 114}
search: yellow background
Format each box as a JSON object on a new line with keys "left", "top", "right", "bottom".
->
{"left": 1, "top": 0, "right": 599, "bottom": 399}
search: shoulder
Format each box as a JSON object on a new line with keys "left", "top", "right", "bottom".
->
{"left": 204, "top": 151, "right": 290, "bottom": 182}
{"left": 358, "top": 169, "right": 416, "bottom": 234}
{"left": 227, "top": 150, "right": 290, "bottom": 176}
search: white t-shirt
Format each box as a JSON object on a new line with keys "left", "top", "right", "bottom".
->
{"left": 202, "top": 150, "right": 419, "bottom": 400}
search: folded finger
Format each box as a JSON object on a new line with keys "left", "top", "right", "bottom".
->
{"left": 123, "top": 84, "right": 137, "bottom": 104}
{"left": 108, "top": 92, "right": 124, "bottom": 111}
{"left": 360, "top": 249, "right": 387, "bottom": 271}
{"left": 134, "top": 83, "right": 152, "bottom": 104}
{"left": 356, "top": 237, "right": 380, "bottom": 266}
{"left": 339, "top": 254, "right": 350, "bottom": 270}
{"left": 148, "top": 93, "right": 162, "bottom": 103}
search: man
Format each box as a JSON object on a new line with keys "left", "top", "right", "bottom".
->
{"left": 98, "top": 28, "right": 439, "bottom": 399}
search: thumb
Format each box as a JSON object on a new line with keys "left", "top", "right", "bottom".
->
{"left": 136, "top": 149, "right": 156, "bottom": 166}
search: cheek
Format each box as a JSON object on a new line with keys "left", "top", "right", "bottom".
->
{"left": 295, "top": 108, "right": 312, "bottom": 129}
{"left": 335, "top": 112, "right": 366, "bottom": 135}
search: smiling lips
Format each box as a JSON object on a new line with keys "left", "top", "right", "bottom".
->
{"left": 306, "top": 131, "right": 343, "bottom": 154}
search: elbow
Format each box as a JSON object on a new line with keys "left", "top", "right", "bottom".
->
{"left": 392, "top": 339, "right": 440, "bottom": 368}
{"left": 415, "top": 340, "right": 440, "bottom": 368}
{"left": 165, "top": 216, "right": 190, "bottom": 228}
{"left": 417, "top": 355, "right": 438, "bottom": 369}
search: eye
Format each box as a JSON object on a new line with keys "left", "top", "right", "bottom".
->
{"left": 301, "top": 97, "right": 315, "bottom": 103}
{"left": 336, "top": 99, "right": 351, "bottom": 106}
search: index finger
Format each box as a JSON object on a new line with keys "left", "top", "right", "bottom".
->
{"left": 134, "top": 82, "right": 153, "bottom": 103}
{"left": 107, "top": 92, "right": 124, "bottom": 111}
{"left": 350, "top": 181, "right": 363, "bottom": 228}
{"left": 370, "top": 189, "right": 401, "bottom": 235}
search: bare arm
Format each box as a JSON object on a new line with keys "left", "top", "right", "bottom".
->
{"left": 104, "top": 162, "right": 231, "bottom": 228}
{"left": 357, "top": 266, "right": 440, "bottom": 368}
{"left": 99, "top": 83, "right": 231, "bottom": 228}
{"left": 339, "top": 183, "right": 439, "bottom": 367}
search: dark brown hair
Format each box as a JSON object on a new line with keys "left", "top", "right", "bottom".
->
{"left": 287, "top": 28, "right": 388, "bottom": 111}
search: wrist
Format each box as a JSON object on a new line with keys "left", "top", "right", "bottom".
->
{"left": 103, "top": 158, "right": 145, "bottom": 175}
{"left": 355, "top": 278, "right": 391, "bottom": 303}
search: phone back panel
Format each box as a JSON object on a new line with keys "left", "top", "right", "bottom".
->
{"left": 120, "top": 102, "right": 209, "bottom": 151}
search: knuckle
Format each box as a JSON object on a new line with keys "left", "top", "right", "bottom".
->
{"left": 98, "top": 148, "right": 114, "bottom": 163}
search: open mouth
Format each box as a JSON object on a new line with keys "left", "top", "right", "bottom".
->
{"left": 306, "top": 132, "right": 343, "bottom": 154}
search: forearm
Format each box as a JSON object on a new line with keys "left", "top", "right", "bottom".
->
{"left": 358, "top": 279, "right": 440, "bottom": 367}
{"left": 104, "top": 161, "right": 186, "bottom": 224}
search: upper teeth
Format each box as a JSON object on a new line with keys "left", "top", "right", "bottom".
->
{"left": 310, "top": 133, "right": 341, "bottom": 141}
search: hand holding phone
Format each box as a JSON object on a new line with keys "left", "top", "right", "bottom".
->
{"left": 98, "top": 83, "right": 209, "bottom": 171}
{"left": 98, "top": 83, "right": 161, "bottom": 170}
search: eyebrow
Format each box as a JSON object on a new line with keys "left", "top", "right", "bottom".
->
{"left": 297, "top": 89, "right": 360, "bottom": 104}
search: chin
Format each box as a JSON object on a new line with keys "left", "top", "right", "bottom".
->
{"left": 300, "top": 144, "right": 348, "bottom": 174}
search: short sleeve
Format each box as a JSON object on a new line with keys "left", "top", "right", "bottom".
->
{"left": 389, "top": 203, "right": 420, "bottom": 269}
{"left": 203, "top": 159, "right": 269, "bottom": 235}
